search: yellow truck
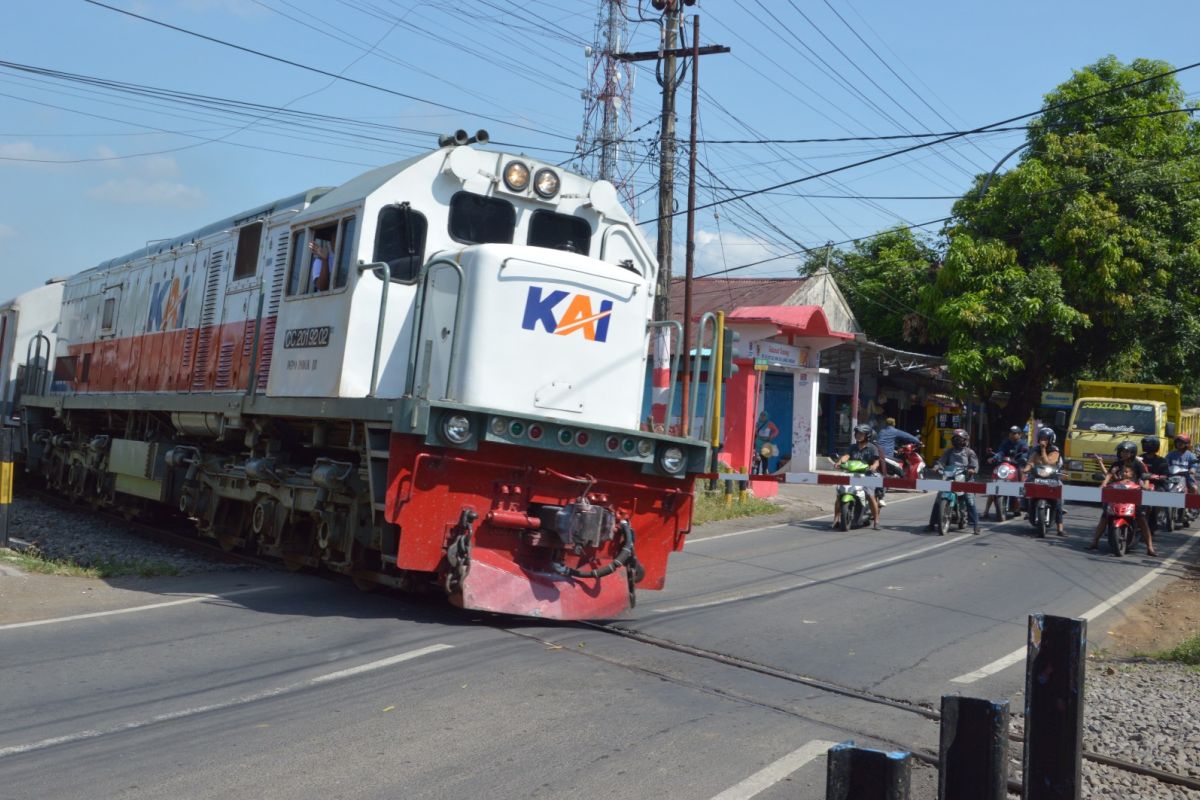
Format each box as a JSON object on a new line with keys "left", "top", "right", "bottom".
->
{"left": 1064, "top": 381, "right": 1188, "bottom": 483}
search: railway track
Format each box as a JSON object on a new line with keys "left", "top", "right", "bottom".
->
{"left": 14, "top": 487, "right": 1199, "bottom": 795}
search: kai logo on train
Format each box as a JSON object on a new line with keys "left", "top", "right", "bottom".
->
{"left": 521, "top": 286, "right": 613, "bottom": 342}
{"left": 146, "top": 274, "right": 190, "bottom": 332}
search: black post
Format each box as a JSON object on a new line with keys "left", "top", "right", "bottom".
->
{"left": 939, "top": 696, "right": 1009, "bottom": 800}
{"left": 1022, "top": 614, "right": 1086, "bottom": 800}
{"left": 826, "top": 742, "right": 911, "bottom": 800}
{"left": 0, "top": 427, "right": 12, "bottom": 549}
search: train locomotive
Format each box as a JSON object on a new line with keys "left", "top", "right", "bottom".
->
{"left": 2, "top": 130, "right": 709, "bottom": 620}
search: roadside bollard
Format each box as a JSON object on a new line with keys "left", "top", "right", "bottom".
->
{"left": 0, "top": 427, "right": 12, "bottom": 548}
{"left": 826, "top": 741, "right": 911, "bottom": 800}
{"left": 1023, "top": 614, "right": 1086, "bottom": 800}
{"left": 939, "top": 696, "right": 1009, "bottom": 800}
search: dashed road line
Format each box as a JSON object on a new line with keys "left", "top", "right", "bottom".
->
{"left": 709, "top": 739, "right": 837, "bottom": 800}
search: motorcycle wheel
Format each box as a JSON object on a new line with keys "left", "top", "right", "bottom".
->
{"left": 937, "top": 499, "right": 951, "bottom": 537}
{"left": 835, "top": 501, "right": 848, "bottom": 532}
{"left": 997, "top": 502, "right": 1007, "bottom": 522}
{"left": 1035, "top": 504, "right": 1047, "bottom": 539}
{"left": 1108, "top": 522, "right": 1127, "bottom": 557}
{"left": 1166, "top": 508, "right": 1175, "bottom": 532}
{"left": 956, "top": 502, "right": 966, "bottom": 531}
{"left": 851, "top": 503, "right": 865, "bottom": 530}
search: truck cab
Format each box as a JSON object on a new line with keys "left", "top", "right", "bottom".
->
{"left": 1063, "top": 381, "right": 1179, "bottom": 483}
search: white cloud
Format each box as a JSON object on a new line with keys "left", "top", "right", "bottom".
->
{"left": 687, "top": 228, "right": 805, "bottom": 278}
{"left": 0, "top": 140, "right": 66, "bottom": 166}
{"left": 0, "top": 223, "right": 15, "bottom": 241}
{"left": 88, "top": 177, "right": 205, "bottom": 208}
{"left": 138, "top": 154, "right": 183, "bottom": 179}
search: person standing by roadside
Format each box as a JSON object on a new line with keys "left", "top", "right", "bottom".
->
{"left": 753, "top": 411, "right": 779, "bottom": 475}
{"left": 876, "top": 417, "right": 921, "bottom": 476}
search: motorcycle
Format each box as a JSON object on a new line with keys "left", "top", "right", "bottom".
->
{"left": 1101, "top": 478, "right": 1142, "bottom": 557}
{"left": 930, "top": 464, "right": 973, "bottom": 536}
{"left": 1025, "top": 463, "right": 1061, "bottom": 538}
{"left": 1160, "top": 465, "right": 1192, "bottom": 532}
{"left": 884, "top": 441, "right": 925, "bottom": 481}
{"left": 987, "top": 450, "right": 1023, "bottom": 521}
{"left": 831, "top": 458, "right": 875, "bottom": 531}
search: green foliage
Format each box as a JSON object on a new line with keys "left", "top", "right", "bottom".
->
{"left": 0, "top": 546, "right": 180, "bottom": 578}
{"left": 928, "top": 55, "right": 1200, "bottom": 410}
{"left": 803, "top": 226, "right": 940, "bottom": 350}
{"left": 691, "top": 490, "right": 777, "bottom": 526}
{"left": 1152, "top": 631, "right": 1200, "bottom": 666}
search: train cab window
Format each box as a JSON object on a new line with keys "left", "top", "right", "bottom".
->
{"left": 287, "top": 224, "right": 340, "bottom": 296}
{"left": 333, "top": 216, "right": 356, "bottom": 290}
{"left": 233, "top": 222, "right": 263, "bottom": 281}
{"left": 528, "top": 210, "right": 592, "bottom": 255}
{"left": 374, "top": 204, "right": 427, "bottom": 282}
{"left": 286, "top": 230, "right": 308, "bottom": 296}
{"left": 448, "top": 191, "right": 515, "bottom": 245}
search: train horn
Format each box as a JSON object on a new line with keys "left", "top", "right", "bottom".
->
{"left": 466, "top": 129, "right": 489, "bottom": 145}
{"left": 438, "top": 129, "right": 471, "bottom": 148}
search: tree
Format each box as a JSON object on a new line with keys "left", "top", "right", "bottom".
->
{"left": 928, "top": 56, "right": 1200, "bottom": 419}
{"left": 802, "top": 227, "right": 941, "bottom": 351}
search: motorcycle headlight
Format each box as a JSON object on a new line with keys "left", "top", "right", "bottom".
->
{"left": 1035, "top": 464, "right": 1056, "bottom": 478}
{"left": 442, "top": 414, "right": 472, "bottom": 445}
{"left": 658, "top": 445, "right": 686, "bottom": 475}
{"left": 533, "top": 168, "right": 560, "bottom": 199}
{"left": 503, "top": 160, "right": 530, "bottom": 192}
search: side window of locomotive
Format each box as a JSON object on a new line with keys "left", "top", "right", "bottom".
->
{"left": 448, "top": 191, "right": 515, "bottom": 245}
{"left": 286, "top": 230, "right": 308, "bottom": 296}
{"left": 308, "top": 223, "right": 338, "bottom": 293}
{"left": 232, "top": 221, "right": 263, "bottom": 281}
{"left": 374, "top": 204, "right": 428, "bottom": 282}
{"left": 528, "top": 210, "right": 592, "bottom": 255}
{"left": 100, "top": 297, "right": 117, "bottom": 333}
{"left": 333, "top": 215, "right": 356, "bottom": 290}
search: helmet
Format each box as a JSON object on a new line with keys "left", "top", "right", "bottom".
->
{"left": 1037, "top": 427, "right": 1056, "bottom": 446}
{"left": 951, "top": 428, "right": 968, "bottom": 448}
{"left": 1008, "top": 425, "right": 1021, "bottom": 434}
{"left": 1175, "top": 434, "right": 1192, "bottom": 447}
{"left": 853, "top": 423, "right": 873, "bottom": 440}
{"left": 1141, "top": 435, "right": 1161, "bottom": 455}
{"left": 1116, "top": 441, "right": 1137, "bottom": 460}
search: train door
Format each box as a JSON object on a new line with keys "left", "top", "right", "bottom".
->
{"left": 188, "top": 247, "right": 228, "bottom": 392}
{"left": 96, "top": 286, "right": 122, "bottom": 391}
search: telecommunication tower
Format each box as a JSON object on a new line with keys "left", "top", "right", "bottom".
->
{"left": 577, "top": 0, "right": 637, "bottom": 213}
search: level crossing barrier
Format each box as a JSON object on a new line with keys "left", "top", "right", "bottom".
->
{"left": 696, "top": 470, "right": 1200, "bottom": 510}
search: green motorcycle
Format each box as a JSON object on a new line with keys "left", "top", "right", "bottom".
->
{"left": 834, "top": 459, "right": 875, "bottom": 531}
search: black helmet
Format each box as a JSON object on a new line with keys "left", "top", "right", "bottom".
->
{"left": 951, "top": 428, "right": 968, "bottom": 448}
{"left": 1116, "top": 441, "right": 1137, "bottom": 460}
{"left": 853, "top": 423, "right": 873, "bottom": 440}
{"left": 1141, "top": 435, "right": 1161, "bottom": 455}
{"left": 1037, "top": 427, "right": 1056, "bottom": 446}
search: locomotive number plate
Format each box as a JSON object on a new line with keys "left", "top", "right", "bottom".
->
{"left": 283, "top": 326, "right": 332, "bottom": 348}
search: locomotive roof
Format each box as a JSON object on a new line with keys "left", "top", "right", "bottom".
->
{"left": 81, "top": 186, "right": 333, "bottom": 276}
{"left": 292, "top": 152, "right": 428, "bottom": 224}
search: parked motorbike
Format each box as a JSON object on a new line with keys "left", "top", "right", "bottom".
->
{"left": 884, "top": 441, "right": 925, "bottom": 481}
{"left": 1101, "top": 478, "right": 1142, "bottom": 557}
{"left": 1025, "top": 463, "right": 1062, "bottom": 538}
{"left": 930, "top": 464, "right": 972, "bottom": 536}
{"left": 831, "top": 458, "right": 875, "bottom": 531}
{"left": 987, "top": 450, "right": 1023, "bottom": 521}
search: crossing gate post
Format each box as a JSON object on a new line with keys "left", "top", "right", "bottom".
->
{"left": 938, "top": 696, "right": 1009, "bottom": 800}
{"left": 826, "top": 741, "right": 911, "bottom": 800}
{"left": 0, "top": 427, "right": 12, "bottom": 548}
{"left": 1022, "top": 614, "right": 1086, "bottom": 800}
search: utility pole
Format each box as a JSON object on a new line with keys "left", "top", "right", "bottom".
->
{"left": 679, "top": 14, "right": 701, "bottom": 435}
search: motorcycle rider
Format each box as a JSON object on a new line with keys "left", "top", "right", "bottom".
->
{"left": 927, "top": 428, "right": 980, "bottom": 535}
{"left": 832, "top": 423, "right": 882, "bottom": 530}
{"left": 987, "top": 425, "right": 1029, "bottom": 519}
{"left": 1021, "top": 427, "right": 1065, "bottom": 536}
{"left": 876, "top": 417, "right": 921, "bottom": 477}
{"left": 1089, "top": 440, "right": 1157, "bottom": 556}
{"left": 1140, "top": 436, "right": 1171, "bottom": 534}
{"left": 1166, "top": 433, "right": 1199, "bottom": 500}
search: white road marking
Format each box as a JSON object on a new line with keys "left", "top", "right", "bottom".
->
{"left": 310, "top": 644, "right": 454, "bottom": 682}
{"left": 0, "top": 586, "right": 280, "bottom": 631}
{"left": 688, "top": 492, "right": 927, "bottom": 545}
{"left": 0, "top": 643, "right": 455, "bottom": 758}
{"left": 950, "top": 530, "right": 1200, "bottom": 684}
{"left": 652, "top": 534, "right": 971, "bottom": 614}
{"left": 709, "top": 739, "right": 837, "bottom": 800}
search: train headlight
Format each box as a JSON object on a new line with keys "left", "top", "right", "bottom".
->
{"left": 533, "top": 168, "right": 560, "bottom": 198}
{"left": 442, "top": 414, "right": 472, "bottom": 444}
{"left": 503, "top": 161, "right": 530, "bottom": 192}
{"left": 658, "top": 446, "right": 686, "bottom": 475}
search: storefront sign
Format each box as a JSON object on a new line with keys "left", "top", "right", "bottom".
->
{"left": 752, "top": 341, "right": 808, "bottom": 368}
{"left": 1041, "top": 391, "right": 1073, "bottom": 408}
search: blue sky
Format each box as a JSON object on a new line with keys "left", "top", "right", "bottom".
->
{"left": 3, "top": 0, "right": 1198, "bottom": 298}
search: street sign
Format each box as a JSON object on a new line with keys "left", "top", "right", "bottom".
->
{"left": 1040, "top": 391, "right": 1073, "bottom": 409}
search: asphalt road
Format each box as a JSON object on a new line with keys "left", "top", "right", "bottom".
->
{"left": 2, "top": 493, "right": 1196, "bottom": 800}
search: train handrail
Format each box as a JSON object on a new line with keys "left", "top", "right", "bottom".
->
{"left": 357, "top": 261, "right": 391, "bottom": 398}
{"left": 23, "top": 330, "right": 51, "bottom": 396}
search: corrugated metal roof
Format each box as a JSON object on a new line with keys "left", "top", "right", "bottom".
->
{"left": 668, "top": 277, "right": 809, "bottom": 322}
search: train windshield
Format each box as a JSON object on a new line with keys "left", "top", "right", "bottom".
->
{"left": 528, "top": 210, "right": 592, "bottom": 255}
{"left": 449, "top": 192, "right": 515, "bottom": 245}
{"left": 1073, "top": 401, "right": 1156, "bottom": 434}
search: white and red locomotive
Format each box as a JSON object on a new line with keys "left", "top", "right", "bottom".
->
{"left": 3, "top": 131, "right": 708, "bottom": 619}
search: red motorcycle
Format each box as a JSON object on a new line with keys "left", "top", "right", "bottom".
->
{"left": 986, "top": 450, "right": 1022, "bottom": 520}
{"left": 1102, "top": 479, "right": 1142, "bottom": 557}
{"left": 885, "top": 441, "right": 925, "bottom": 480}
